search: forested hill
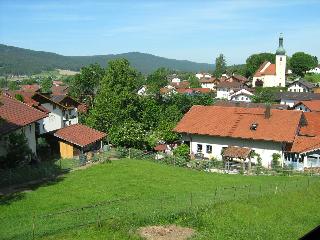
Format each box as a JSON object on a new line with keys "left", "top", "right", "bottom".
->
{"left": 0, "top": 44, "right": 214, "bottom": 75}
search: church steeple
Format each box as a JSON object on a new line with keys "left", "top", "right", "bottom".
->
{"left": 276, "top": 33, "right": 286, "bottom": 55}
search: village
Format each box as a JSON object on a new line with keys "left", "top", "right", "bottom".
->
{"left": 1, "top": 35, "right": 320, "bottom": 176}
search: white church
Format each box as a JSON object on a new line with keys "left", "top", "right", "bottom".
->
{"left": 252, "top": 34, "right": 286, "bottom": 88}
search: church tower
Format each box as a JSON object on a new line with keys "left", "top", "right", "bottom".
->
{"left": 275, "top": 33, "right": 286, "bottom": 87}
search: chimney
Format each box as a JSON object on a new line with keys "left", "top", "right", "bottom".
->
{"left": 264, "top": 104, "right": 271, "bottom": 119}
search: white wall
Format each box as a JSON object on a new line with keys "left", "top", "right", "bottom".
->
{"left": 231, "top": 94, "right": 252, "bottom": 102}
{"left": 182, "top": 134, "right": 284, "bottom": 168}
{"left": 216, "top": 88, "right": 234, "bottom": 99}
{"left": 276, "top": 55, "right": 286, "bottom": 87}
{"left": 201, "top": 83, "right": 215, "bottom": 90}
{"left": 22, "top": 124, "right": 37, "bottom": 154}
{"left": 280, "top": 99, "right": 296, "bottom": 107}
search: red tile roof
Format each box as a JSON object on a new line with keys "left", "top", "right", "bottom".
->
{"left": 174, "top": 105, "right": 302, "bottom": 143}
{"left": 294, "top": 100, "right": 320, "bottom": 112}
{"left": 254, "top": 62, "right": 276, "bottom": 77}
{"left": 288, "top": 136, "right": 320, "bottom": 153}
{"left": 299, "top": 112, "right": 320, "bottom": 136}
{"left": 54, "top": 124, "right": 106, "bottom": 147}
{"left": 176, "top": 88, "right": 212, "bottom": 94}
{"left": 51, "top": 85, "right": 69, "bottom": 95}
{"left": 154, "top": 144, "right": 167, "bottom": 151}
{"left": 216, "top": 81, "right": 243, "bottom": 89}
{"left": 199, "top": 77, "right": 217, "bottom": 83}
{"left": 20, "top": 84, "right": 40, "bottom": 92}
{"left": 6, "top": 90, "right": 39, "bottom": 107}
{"left": 171, "top": 81, "right": 190, "bottom": 89}
{"left": 0, "top": 93, "right": 47, "bottom": 135}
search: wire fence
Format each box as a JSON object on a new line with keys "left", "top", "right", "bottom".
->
{"left": 2, "top": 176, "right": 319, "bottom": 240}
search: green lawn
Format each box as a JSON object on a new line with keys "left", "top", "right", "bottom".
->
{"left": 0, "top": 159, "right": 319, "bottom": 240}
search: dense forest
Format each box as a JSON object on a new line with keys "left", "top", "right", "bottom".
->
{"left": 0, "top": 44, "right": 214, "bottom": 75}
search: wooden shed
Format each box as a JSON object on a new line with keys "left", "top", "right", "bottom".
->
{"left": 54, "top": 124, "right": 106, "bottom": 159}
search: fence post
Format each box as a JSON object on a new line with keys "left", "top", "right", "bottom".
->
{"left": 32, "top": 212, "right": 35, "bottom": 239}
{"left": 128, "top": 148, "right": 131, "bottom": 159}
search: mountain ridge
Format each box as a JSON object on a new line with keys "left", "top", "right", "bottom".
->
{"left": 0, "top": 44, "right": 214, "bottom": 75}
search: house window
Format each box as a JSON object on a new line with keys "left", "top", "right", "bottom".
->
{"left": 29, "top": 125, "right": 32, "bottom": 132}
{"left": 53, "top": 104, "right": 56, "bottom": 110}
{"left": 206, "top": 145, "right": 212, "bottom": 154}
{"left": 197, "top": 144, "right": 203, "bottom": 153}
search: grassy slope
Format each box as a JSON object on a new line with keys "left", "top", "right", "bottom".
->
{"left": 1, "top": 159, "right": 319, "bottom": 240}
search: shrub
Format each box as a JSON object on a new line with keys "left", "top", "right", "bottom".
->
{"left": 173, "top": 144, "right": 190, "bottom": 159}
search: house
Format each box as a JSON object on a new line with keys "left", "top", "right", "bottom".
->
{"left": 53, "top": 124, "right": 106, "bottom": 159}
{"left": 275, "top": 92, "right": 320, "bottom": 107}
{"left": 224, "top": 74, "right": 249, "bottom": 84}
{"left": 285, "top": 112, "right": 320, "bottom": 170}
{"left": 20, "top": 84, "right": 40, "bottom": 92}
{"left": 0, "top": 93, "right": 47, "bottom": 157}
{"left": 51, "top": 85, "right": 69, "bottom": 95}
{"left": 175, "top": 105, "right": 318, "bottom": 168}
{"left": 199, "top": 77, "right": 218, "bottom": 90}
{"left": 307, "top": 65, "right": 320, "bottom": 74}
{"left": 293, "top": 100, "right": 320, "bottom": 112}
{"left": 287, "top": 79, "right": 314, "bottom": 93}
{"left": 252, "top": 34, "right": 286, "bottom": 87}
{"left": 214, "top": 100, "right": 288, "bottom": 110}
{"left": 196, "top": 73, "right": 211, "bottom": 79}
{"left": 32, "top": 94, "right": 80, "bottom": 134}
{"left": 229, "top": 89, "right": 254, "bottom": 102}
{"left": 216, "top": 81, "right": 243, "bottom": 99}
{"left": 171, "top": 77, "right": 181, "bottom": 83}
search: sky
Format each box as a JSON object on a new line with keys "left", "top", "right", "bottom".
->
{"left": 0, "top": 0, "right": 319, "bottom": 65}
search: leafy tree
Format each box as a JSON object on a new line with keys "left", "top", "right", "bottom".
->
{"left": 40, "top": 77, "right": 53, "bottom": 93}
{"left": 214, "top": 54, "right": 227, "bottom": 78}
{"left": 188, "top": 75, "right": 201, "bottom": 88}
{"left": 69, "top": 63, "right": 105, "bottom": 108}
{"left": 305, "top": 73, "right": 320, "bottom": 83}
{"left": 0, "top": 132, "right": 32, "bottom": 169}
{"left": 8, "top": 81, "right": 19, "bottom": 90}
{"left": 245, "top": 53, "right": 275, "bottom": 77}
{"left": 251, "top": 87, "right": 280, "bottom": 103}
{"left": 290, "top": 52, "right": 318, "bottom": 77}
{"left": 86, "top": 59, "right": 141, "bottom": 134}
{"left": 146, "top": 68, "right": 168, "bottom": 98}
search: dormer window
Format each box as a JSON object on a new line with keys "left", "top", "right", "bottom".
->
{"left": 250, "top": 123, "right": 258, "bottom": 131}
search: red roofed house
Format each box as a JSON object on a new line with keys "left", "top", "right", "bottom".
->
{"left": 293, "top": 100, "right": 320, "bottom": 112}
{"left": 199, "top": 77, "right": 218, "bottom": 90}
{"left": 174, "top": 104, "right": 320, "bottom": 170}
{"left": 0, "top": 93, "right": 47, "bottom": 157}
{"left": 252, "top": 34, "right": 286, "bottom": 88}
{"left": 53, "top": 124, "right": 106, "bottom": 159}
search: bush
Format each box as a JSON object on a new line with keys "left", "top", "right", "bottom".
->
{"left": 0, "top": 132, "right": 32, "bottom": 169}
{"left": 173, "top": 144, "right": 190, "bottom": 159}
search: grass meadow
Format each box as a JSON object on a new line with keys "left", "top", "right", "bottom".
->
{"left": 0, "top": 159, "right": 319, "bottom": 239}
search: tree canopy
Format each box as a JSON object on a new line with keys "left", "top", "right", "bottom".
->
{"left": 290, "top": 52, "right": 318, "bottom": 77}
{"left": 245, "top": 53, "right": 275, "bottom": 77}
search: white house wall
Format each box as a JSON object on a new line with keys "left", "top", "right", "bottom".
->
{"left": 201, "top": 83, "right": 215, "bottom": 90}
{"left": 280, "top": 99, "right": 296, "bottom": 107}
{"left": 22, "top": 124, "right": 37, "bottom": 154}
{"left": 288, "top": 83, "right": 309, "bottom": 93}
{"left": 182, "top": 134, "right": 284, "bottom": 168}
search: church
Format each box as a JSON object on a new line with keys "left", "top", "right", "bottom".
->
{"left": 252, "top": 34, "right": 286, "bottom": 88}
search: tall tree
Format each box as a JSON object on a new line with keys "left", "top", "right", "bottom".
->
{"left": 86, "top": 59, "right": 141, "bottom": 134}
{"left": 214, "top": 54, "right": 227, "bottom": 78}
{"left": 245, "top": 53, "right": 275, "bottom": 78}
{"left": 290, "top": 52, "right": 318, "bottom": 77}
{"left": 70, "top": 63, "right": 105, "bottom": 108}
